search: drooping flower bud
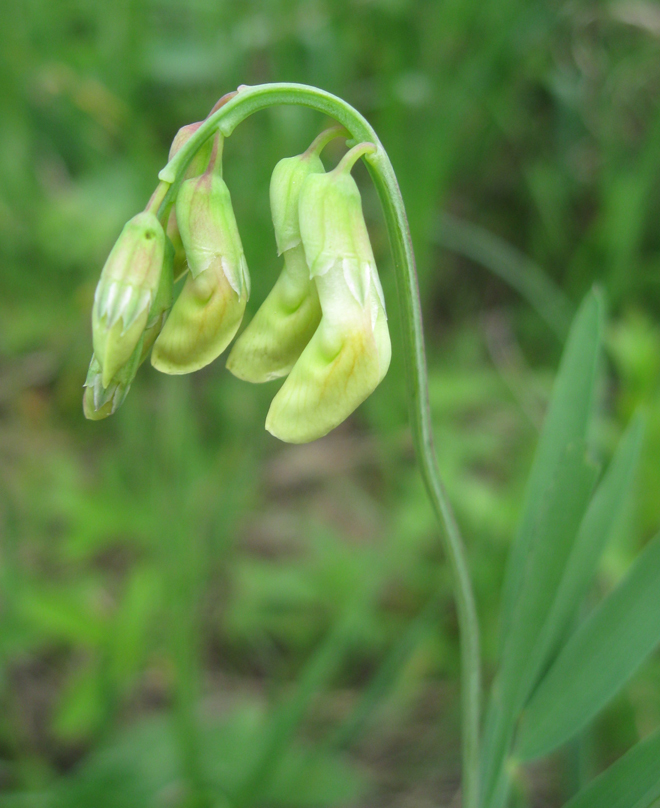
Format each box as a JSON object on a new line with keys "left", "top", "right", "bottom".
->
{"left": 84, "top": 238, "right": 174, "bottom": 420}
{"left": 169, "top": 122, "right": 215, "bottom": 178}
{"left": 151, "top": 135, "right": 250, "bottom": 374}
{"left": 226, "top": 128, "right": 344, "bottom": 383}
{"left": 92, "top": 210, "right": 167, "bottom": 388}
{"left": 265, "top": 144, "right": 391, "bottom": 444}
{"left": 166, "top": 121, "right": 215, "bottom": 282}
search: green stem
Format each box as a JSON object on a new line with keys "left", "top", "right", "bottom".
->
{"left": 157, "top": 82, "right": 481, "bottom": 808}
{"left": 304, "top": 124, "right": 347, "bottom": 157}
{"left": 333, "top": 141, "right": 377, "bottom": 174}
{"left": 146, "top": 180, "right": 170, "bottom": 216}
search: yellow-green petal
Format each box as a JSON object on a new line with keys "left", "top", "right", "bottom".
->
{"left": 265, "top": 315, "right": 381, "bottom": 443}
{"left": 226, "top": 245, "right": 321, "bottom": 382}
{"left": 150, "top": 259, "right": 247, "bottom": 374}
{"left": 151, "top": 161, "right": 249, "bottom": 374}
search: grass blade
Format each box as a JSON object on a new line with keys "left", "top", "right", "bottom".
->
{"left": 561, "top": 728, "right": 660, "bottom": 808}
{"left": 517, "top": 531, "right": 660, "bottom": 761}
{"left": 328, "top": 596, "right": 438, "bottom": 751}
{"left": 436, "top": 213, "right": 573, "bottom": 339}
{"left": 528, "top": 414, "right": 644, "bottom": 674}
{"left": 234, "top": 610, "right": 356, "bottom": 808}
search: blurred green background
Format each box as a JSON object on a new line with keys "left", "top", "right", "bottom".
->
{"left": 2, "top": 1, "right": 660, "bottom": 806}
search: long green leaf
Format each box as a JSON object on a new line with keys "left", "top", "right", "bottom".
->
{"left": 481, "top": 442, "right": 598, "bottom": 807}
{"left": 499, "top": 290, "right": 603, "bottom": 642}
{"left": 479, "top": 415, "right": 643, "bottom": 805}
{"left": 517, "top": 531, "right": 660, "bottom": 761}
{"left": 528, "top": 414, "right": 644, "bottom": 676}
{"left": 499, "top": 442, "right": 598, "bottom": 705}
{"left": 481, "top": 290, "right": 603, "bottom": 807}
{"left": 562, "top": 728, "right": 660, "bottom": 808}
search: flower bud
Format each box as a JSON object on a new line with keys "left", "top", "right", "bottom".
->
{"left": 226, "top": 244, "right": 321, "bottom": 382}
{"left": 166, "top": 121, "right": 215, "bottom": 282}
{"left": 151, "top": 136, "right": 250, "bottom": 374}
{"left": 84, "top": 239, "right": 173, "bottom": 420}
{"left": 227, "top": 130, "right": 344, "bottom": 383}
{"left": 269, "top": 143, "right": 325, "bottom": 256}
{"left": 265, "top": 145, "right": 391, "bottom": 444}
{"left": 92, "top": 211, "right": 166, "bottom": 388}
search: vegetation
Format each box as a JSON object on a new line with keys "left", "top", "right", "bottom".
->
{"left": 2, "top": 2, "right": 660, "bottom": 806}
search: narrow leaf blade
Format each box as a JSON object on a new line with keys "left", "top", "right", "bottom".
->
{"left": 500, "top": 290, "right": 603, "bottom": 640}
{"left": 517, "top": 531, "right": 660, "bottom": 761}
{"left": 482, "top": 291, "right": 604, "bottom": 807}
{"left": 535, "top": 413, "right": 644, "bottom": 670}
{"left": 562, "top": 728, "right": 660, "bottom": 808}
{"left": 499, "top": 442, "right": 598, "bottom": 707}
{"left": 481, "top": 442, "right": 598, "bottom": 806}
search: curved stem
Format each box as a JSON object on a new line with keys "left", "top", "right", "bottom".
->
{"left": 305, "top": 125, "right": 347, "bottom": 157}
{"left": 146, "top": 180, "right": 170, "bottom": 215}
{"left": 333, "top": 141, "right": 377, "bottom": 174}
{"left": 158, "top": 82, "right": 481, "bottom": 808}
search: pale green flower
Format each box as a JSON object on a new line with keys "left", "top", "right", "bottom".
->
{"left": 266, "top": 144, "right": 391, "bottom": 443}
{"left": 84, "top": 237, "right": 173, "bottom": 420}
{"left": 227, "top": 128, "right": 344, "bottom": 383}
{"left": 151, "top": 135, "right": 250, "bottom": 375}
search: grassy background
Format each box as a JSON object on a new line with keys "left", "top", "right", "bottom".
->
{"left": 2, "top": 1, "right": 660, "bottom": 805}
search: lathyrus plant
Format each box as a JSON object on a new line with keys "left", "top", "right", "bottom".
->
{"left": 83, "top": 84, "right": 660, "bottom": 808}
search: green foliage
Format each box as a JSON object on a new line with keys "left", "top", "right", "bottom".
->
{"left": 0, "top": 708, "right": 367, "bottom": 808}
{"left": 498, "top": 291, "right": 603, "bottom": 641}
{"left": 2, "top": 1, "right": 660, "bottom": 806}
{"left": 480, "top": 294, "right": 654, "bottom": 808}
{"left": 517, "top": 530, "right": 660, "bottom": 761}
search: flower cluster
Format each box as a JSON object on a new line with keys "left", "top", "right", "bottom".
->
{"left": 85, "top": 117, "right": 390, "bottom": 443}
